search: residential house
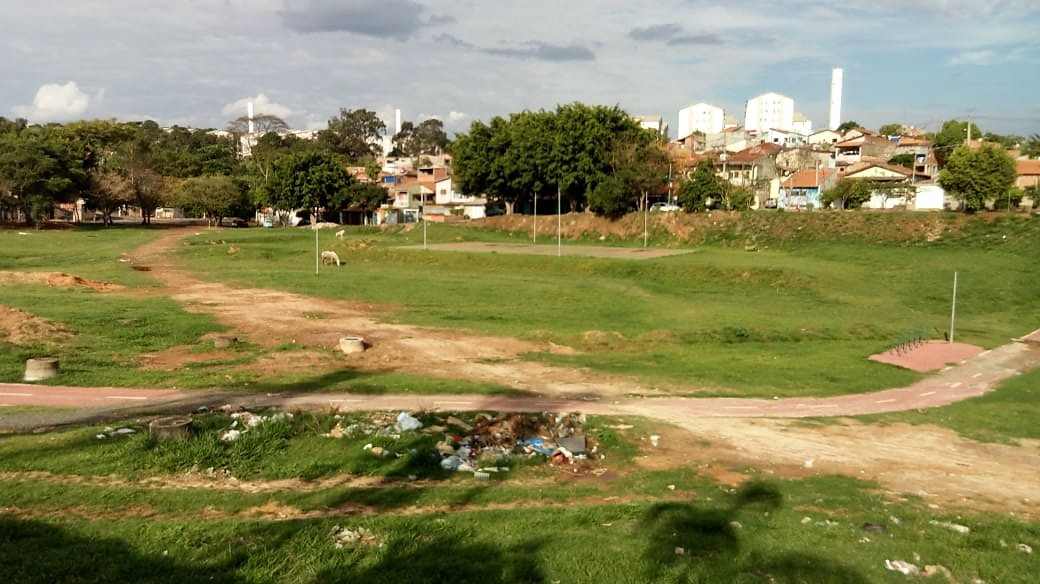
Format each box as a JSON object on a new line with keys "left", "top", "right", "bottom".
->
{"left": 634, "top": 115, "right": 669, "bottom": 140}
{"left": 834, "top": 135, "right": 898, "bottom": 167}
{"left": 778, "top": 168, "right": 838, "bottom": 210}
{"left": 776, "top": 147, "right": 834, "bottom": 175}
{"left": 717, "top": 143, "right": 782, "bottom": 205}
{"left": 807, "top": 129, "right": 842, "bottom": 147}
{"left": 842, "top": 161, "right": 913, "bottom": 209}
{"left": 744, "top": 92, "right": 795, "bottom": 133}
{"left": 703, "top": 126, "right": 751, "bottom": 153}
{"left": 759, "top": 128, "right": 807, "bottom": 147}
{"left": 677, "top": 103, "right": 725, "bottom": 139}
{"left": 1016, "top": 160, "right": 1040, "bottom": 189}
{"left": 894, "top": 137, "right": 938, "bottom": 179}
{"left": 433, "top": 175, "right": 488, "bottom": 219}
{"left": 791, "top": 112, "right": 813, "bottom": 136}
{"left": 1017, "top": 160, "right": 1040, "bottom": 209}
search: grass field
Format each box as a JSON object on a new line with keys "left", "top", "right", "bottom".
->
{"left": 2, "top": 214, "right": 1039, "bottom": 583}
{"left": 2, "top": 215, "right": 1039, "bottom": 396}
{"left": 0, "top": 411, "right": 1036, "bottom": 583}
{"left": 174, "top": 216, "right": 1040, "bottom": 396}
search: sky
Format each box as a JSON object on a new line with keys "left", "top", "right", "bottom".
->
{"left": 2, "top": 0, "right": 1039, "bottom": 138}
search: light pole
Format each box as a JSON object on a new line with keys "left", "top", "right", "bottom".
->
{"left": 557, "top": 187, "right": 562, "bottom": 257}
{"left": 422, "top": 189, "right": 427, "bottom": 250}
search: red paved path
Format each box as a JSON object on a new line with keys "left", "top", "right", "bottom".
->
{"left": 2, "top": 334, "right": 1037, "bottom": 423}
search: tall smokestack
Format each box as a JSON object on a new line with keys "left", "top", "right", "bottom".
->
{"left": 247, "top": 101, "right": 255, "bottom": 134}
{"left": 829, "top": 68, "right": 843, "bottom": 131}
{"left": 395, "top": 108, "right": 402, "bottom": 135}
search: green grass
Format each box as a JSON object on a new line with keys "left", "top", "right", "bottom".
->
{"left": 0, "top": 225, "right": 164, "bottom": 286}
{"left": 1, "top": 409, "right": 1037, "bottom": 583}
{"left": 173, "top": 221, "right": 1040, "bottom": 396}
{"left": 3, "top": 217, "right": 1039, "bottom": 397}
{"left": 856, "top": 367, "right": 1040, "bottom": 444}
{"left": 0, "top": 473, "right": 1036, "bottom": 583}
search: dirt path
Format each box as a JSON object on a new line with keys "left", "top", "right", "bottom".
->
{"left": 2, "top": 227, "right": 1039, "bottom": 518}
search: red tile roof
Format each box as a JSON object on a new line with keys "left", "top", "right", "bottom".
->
{"left": 1017, "top": 160, "right": 1040, "bottom": 176}
{"left": 782, "top": 168, "right": 836, "bottom": 188}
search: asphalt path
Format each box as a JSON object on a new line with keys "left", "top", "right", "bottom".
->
{"left": 2, "top": 334, "right": 1036, "bottom": 432}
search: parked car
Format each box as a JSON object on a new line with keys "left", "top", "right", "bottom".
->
{"left": 649, "top": 202, "right": 680, "bottom": 213}
{"left": 763, "top": 199, "right": 778, "bottom": 209}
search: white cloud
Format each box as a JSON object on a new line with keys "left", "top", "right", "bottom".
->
{"left": 13, "top": 82, "right": 91, "bottom": 122}
{"left": 221, "top": 93, "right": 297, "bottom": 120}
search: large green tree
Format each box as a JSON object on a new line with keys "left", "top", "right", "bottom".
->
{"left": 931, "top": 119, "right": 983, "bottom": 167}
{"left": 1022, "top": 133, "right": 1040, "bottom": 159}
{"left": 264, "top": 151, "right": 352, "bottom": 222}
{"left": 677, "top": 160, "right": 728, "bottom": 211}
{"left": 392, "top": 118, "right": 449, "bottom": 157}
{"left": 0, "top": 128, "right": 85, "bottom": 225}
{"left": 318, "top": 108, "right": 386, "bottom": 161}
{"left": 939, "top": 144, "right": 1016, "bottom": 212}
{"left": 86, "top": 171, "right": 134, "bottom": 226}
{"left": 878, "top": 123, "right": 905, "bottom": 137}
{"left": 176, "top": 175, "right": 250, "bottom": 226}
{"left": 836, "top": 120, "right": 861, "bottom": 133}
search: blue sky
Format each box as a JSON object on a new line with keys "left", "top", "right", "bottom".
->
{"left": 1, "top": 0, "right": 1037, "bottom": 137}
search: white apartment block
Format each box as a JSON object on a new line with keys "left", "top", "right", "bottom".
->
{"left": 744, "top": 92, "right": 795, "bottom": 133}
{"left": 677, "top": 103, "right": 725, "bottom": 139}
{"left": 633, "top": 115, "right": 668, "bottom": 139}
{"left": 791, "top": 112, "right": 813, "bottom": 136}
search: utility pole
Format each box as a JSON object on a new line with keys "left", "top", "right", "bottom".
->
{"left": 557, "top": 187, "right": 562, "bottom": 257}
{"left": 949, "top": 271, "right": 958, "bottom": 344}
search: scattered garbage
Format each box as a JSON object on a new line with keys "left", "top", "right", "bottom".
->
{"left": 924, "top": 565, "right": 954, "bottom": 581}
{"left": 649, "top": 434, "right": 660, "bottom": 447}
{"left": 862, "top": 523, "right": 887, "bottom": 533}
{"left": 1017, "top": 543, "right": 1033, "bottom": 555}
{"left": 885, "top": 559, "right": 920, "bottom": 576}
{"left": 322, "top": 410, "right": 602, "bottom": 478}
{"left": 929, "top": 520, "right": 970, "bottom": 535}
{"left": 220, "top": 411, "right": 294, "bottom": 442}
{"left": 396, "top": 412, "right": 423, "bottom": 432}
{"left": 674, "top": 547, "right": 685, "bottom": 556}
{"left": 329, "top": 525, "right": 382, "bottom": 548}
{"left": 95, "top": 427, "right": 136, "bottom": 440}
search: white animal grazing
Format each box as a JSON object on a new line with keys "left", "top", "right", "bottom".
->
{"left": 335, "top": 229, "right": 345, "bottom": 239}
{"left": 321, "top": 250, "right": 342, "bottom": 266}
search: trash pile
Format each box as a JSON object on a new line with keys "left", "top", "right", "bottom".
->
{"left": 325, "top": 410, "right": 602, "bottom": 477}
{"left": 329, "top": 525, "right": 382, "bottom": 548}
{"left": 219, "top": 411, "right": 294, "bottom": 442}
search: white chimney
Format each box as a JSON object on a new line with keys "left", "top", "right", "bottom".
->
{"left": 829, "top": 68, "right": 843, "bottom": 131}
{"left": 247, "top": 101, "right": 255, "bottom": 134}
{"left": 395, "top": 108, "right": 402, "bottom": 135}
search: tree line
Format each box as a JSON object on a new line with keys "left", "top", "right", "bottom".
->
{"left": 0, "top": 108, "right": 449, "bottom": 227}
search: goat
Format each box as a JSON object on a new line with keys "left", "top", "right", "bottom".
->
{"left": 320, "top": 250, "right": 342, "bottom": 266}
{"left": 335, "top": 229, "right": 345, "bottom": 239}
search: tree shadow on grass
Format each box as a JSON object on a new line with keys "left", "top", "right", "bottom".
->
{"left": 640, "top": 480, "right": 869, "bottom": 583}
{"left": 314, "top": 531, "right": 546, "bottom": 584}
{"left": 0, "top": 517, "right": 244, "bottom": 584}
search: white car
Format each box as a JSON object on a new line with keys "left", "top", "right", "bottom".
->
{"left": 649, "top": 202, "right": 680, "bottom": 212}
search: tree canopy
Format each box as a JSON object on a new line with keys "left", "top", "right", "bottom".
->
{"left": 878, "top": 123, "right": 904, "bottom": 137}
{"left": 392, "top": 118, "right": 449, "bottom": 157}
{"left": 318, "top": 108, "right": 386, "bottom": 162}
{"left": 264, "top": 151, "right": 353, "bottom": 218}
{"left": 451, "top": 103, "right": 659, "bottom": 216}
{"left": 836, "top": 120, "right": 861, "bottom": 133}
{"left": 931, "top": 119, "right": 983, "bottom": 167}
{"left": 939, "top": 144, "right": 1016, "bottom": 212}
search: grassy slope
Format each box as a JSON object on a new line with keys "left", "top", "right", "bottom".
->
{"left": 175, "top": 215, "right": 1040, "bottom": 396}
{"left": 0, "top": 412, "right": 1036, "bottom": 583}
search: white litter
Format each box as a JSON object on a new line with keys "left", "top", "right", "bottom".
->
{"left": 885, "top": 560, "right": 920, "bottom": 576}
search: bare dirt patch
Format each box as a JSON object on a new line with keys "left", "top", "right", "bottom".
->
{"left": 0, "top": 270, "right": 122, "bottom": 292}
{"left": 869, "top": 340, "right": 985, "bottom": 372}
{"left": 0, "top": 305, "right": 74, "bottom": 346}
{"left": 138, "top": 345, "right": 240, "bottom": 371}
{"left": 646, "top": 416, "right": 1040, "bottom": 520}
